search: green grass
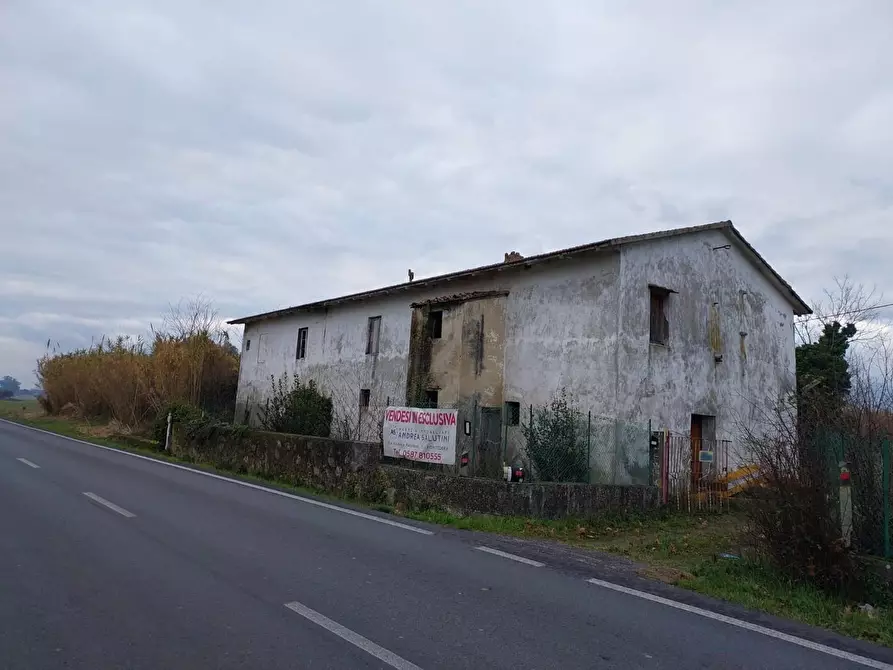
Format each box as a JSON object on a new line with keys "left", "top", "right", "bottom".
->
{"left": 0, "top": 401, "right": 364, "bottom": 510}
{"left": 405, "top": 506, "right": 743, "bottom": 571}
{"left": 3, "top": 406, "right": 892, "bottom": 647}
{"left": 0, "top": 397, "right": 41, "bottom": 418}
{"left": 682, "top": 561, "right": 893, "bottom": 646}
{"left": 402, "top": 507, "right": 893, "bottom": 646}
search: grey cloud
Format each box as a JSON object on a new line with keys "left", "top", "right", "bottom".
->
{"left": 2, "top": 0, "right": 893, "bottom": 385}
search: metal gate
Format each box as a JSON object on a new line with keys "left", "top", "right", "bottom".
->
{"left": 661, "top": 434, "right": 731, "bottom": 511}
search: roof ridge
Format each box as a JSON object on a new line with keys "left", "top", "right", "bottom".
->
{"left": 229, "top": 220, "right": 809, "bottom": 324}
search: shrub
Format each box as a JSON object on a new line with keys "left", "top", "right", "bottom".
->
{"left": 521, "top": 388, "right": 589, "bottom": 483}
{"left": 744, "top": 392, "right": 863, "bottom": 597}
{"left": 258, "top": 373, "right": 333, "bottom": 437}
{"left": 37, "top": 394, "right": 53, "bottom": 414}
{"left": 181, "top": 413, "right": 249, "bottom": 442}
{"left": 151, "top": 402, "right": 205, "bottom": 447}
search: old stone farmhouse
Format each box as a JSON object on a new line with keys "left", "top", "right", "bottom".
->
{"left": 229, "top": 221, "right": 810, "bottom": 482}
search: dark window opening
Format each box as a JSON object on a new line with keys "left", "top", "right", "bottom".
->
{"left": 366, "top": 316, "right": 381, "bottom": 355}
{"left": 429, "top": 310, "right": 443, "bottom": 339}
{"left": 424, "top": 389, "right": 439, "bottom": 407}
{"left": 296, "top": 327, "right": 308, "bottom": 360}
{"left": 649, "top": 286, "right": 670, "bottom": 345}
{"left": 505, "top": 401, "right": 520, "bottom": 426}
{"left": 359, "top": 388, "right": 371, "bottom": 410}
{"left": 245, "top": 339, "right": 251, "bottom": 351}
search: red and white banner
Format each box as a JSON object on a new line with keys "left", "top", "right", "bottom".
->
{"left": 382, "top": 406, "right": 458, "bottom": 465}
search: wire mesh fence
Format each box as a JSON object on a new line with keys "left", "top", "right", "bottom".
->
{"left": 518, "top": 402, "right": 652, "bottom": 485}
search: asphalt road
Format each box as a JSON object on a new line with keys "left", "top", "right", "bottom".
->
{"left": 2, "top": 420, "right": 892, "bottom": 669}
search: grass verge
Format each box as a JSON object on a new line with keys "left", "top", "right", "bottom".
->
{"left": 403, "top": 506, "right": 893, "bottom": 645}
{"left": 0, "top": 400, "right": 344, "bottom": 505}
{"left": 3, "top": 401, "right": 891, "bottom": 646}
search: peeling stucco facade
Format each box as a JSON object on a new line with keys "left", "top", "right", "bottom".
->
{"left": 233, "top": 225, "right": 802, "bottom": 479}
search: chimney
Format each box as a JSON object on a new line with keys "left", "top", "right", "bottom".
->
{"left": 504, "top": 251, "right": 524, "bottom": 263}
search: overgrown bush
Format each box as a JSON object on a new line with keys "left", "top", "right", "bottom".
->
{"left": 744, "top": 390, "right": 884, "bottom": 599}
{"left": 258, "top": 373, "right": 333, "bottom": 437}
{"left": 151, "top": 402, "right": 205, "bottom": 447}
{"left": 521, "top": 388, "right": 589, "bottom": 483}
{"left": 752, "top": 278, "right": 893, "bottom": 602}
{"left": 181, "top": 413, "right": 249, "bottom": 442}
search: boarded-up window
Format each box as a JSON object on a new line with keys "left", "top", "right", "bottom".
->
{"left": 366, "top": 316, "right": 381, "bottom": 355}
{"left": 649, "top": 287, "right": 670, "bottom": 345}
{"left": 296, "top": 327, "right": 308, "bottom": 360}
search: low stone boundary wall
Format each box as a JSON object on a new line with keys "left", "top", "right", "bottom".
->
{"left": 170, "top": 425, "right": 381, "bottom": 497}
{"left": 382, "top": 465, "right": 659, "bottom": 518}
{"left": 171, "top": 425, "right": 660, "bottom": 518}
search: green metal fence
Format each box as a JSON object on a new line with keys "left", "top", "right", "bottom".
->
{"left": 819, "top": 431, "right": 893, "bottom": 558}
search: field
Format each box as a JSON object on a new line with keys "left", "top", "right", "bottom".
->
{"left": 0, "top": 397, "right": 42, "bottom": 419}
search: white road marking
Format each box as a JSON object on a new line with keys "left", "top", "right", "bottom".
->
{"left": 82, "top": 492, "right": 136, "bottom": 518}
{"left": 16, "top": 458, "right": 39, "bottom": 468}
{"left": 284, "top": 601, "right": 423, "bottom": 670}
{"left": 587, "top": 578, "right": 893, "bottom": 669}
{"left": 0, "top": 419, "right": 432, "bottom": 536}
{"left": 476, "top": 546, "right": 545, "bottom": 567}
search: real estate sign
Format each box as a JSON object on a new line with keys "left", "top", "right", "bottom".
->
{"left": 382, "top": 406, "right": 458, "bottom": 465}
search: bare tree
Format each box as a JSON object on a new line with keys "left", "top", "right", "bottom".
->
{"left": 742, "top": 390, "right": 858, "bottom": 593}
{"left": 795, "top": 276, "right": 886, "bottom": 346}
{"left": 161, "top": 295, "right": 221, "bottom": 339}
{"left": 742, "top": 324, "right": 893, "bottom": 597}
{"left": 309, "top": 362, "right": 404, "bottom": 443}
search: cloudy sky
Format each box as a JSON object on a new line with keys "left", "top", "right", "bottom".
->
{"left": 2, "top": 1, "right": 892, "bottom": 385}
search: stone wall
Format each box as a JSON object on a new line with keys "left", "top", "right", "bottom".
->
{"left": 170, "top": 425, "right": 660, "bottom": 518}
{"left": 382, "top": 465, "right": 659, "bottom": 518}
{"left": 170, "top": 425, "right": 382, "bottom": 498}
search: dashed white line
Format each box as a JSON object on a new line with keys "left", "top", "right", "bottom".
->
{"left": 16, "top": 457, "right": 39, "bottom": 468}
{"left": 82, "top": 492, "right": 136, "bottom": 518}
{"left": 586, "top": 578, "right": 893, "bottom": 670}
{"left": 476, "top": 546, "right": 545, "bottom": 567}
{"left": 284, "top": 601, "right": 423, "bottom": 670}
{"left": 0, "top": 419, "right": 432, "bottom": 536}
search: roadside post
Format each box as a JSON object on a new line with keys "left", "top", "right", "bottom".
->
{"left": 839, "top": 461, "right": 852, "bottom": 548}
{"left": 165, "top": 411, "right": 173, "bottom": 452}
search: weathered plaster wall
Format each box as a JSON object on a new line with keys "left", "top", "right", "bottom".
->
{"left": 499, "top": 252, "right": 623, "bottom": 474}
{"left": 421, "top": 294, "right": 508, "bottom": 471}
{"left": 234, "top": 228, "right": 799, "bottom": 476}
{"left": 615, "top": 229, "right": 796, "bottom": 467}
{"left": 502, "top": 253, "right": 621, "bottom": 408}
{"left": 235, "top": 275, "right": 503, "bottom": 443}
